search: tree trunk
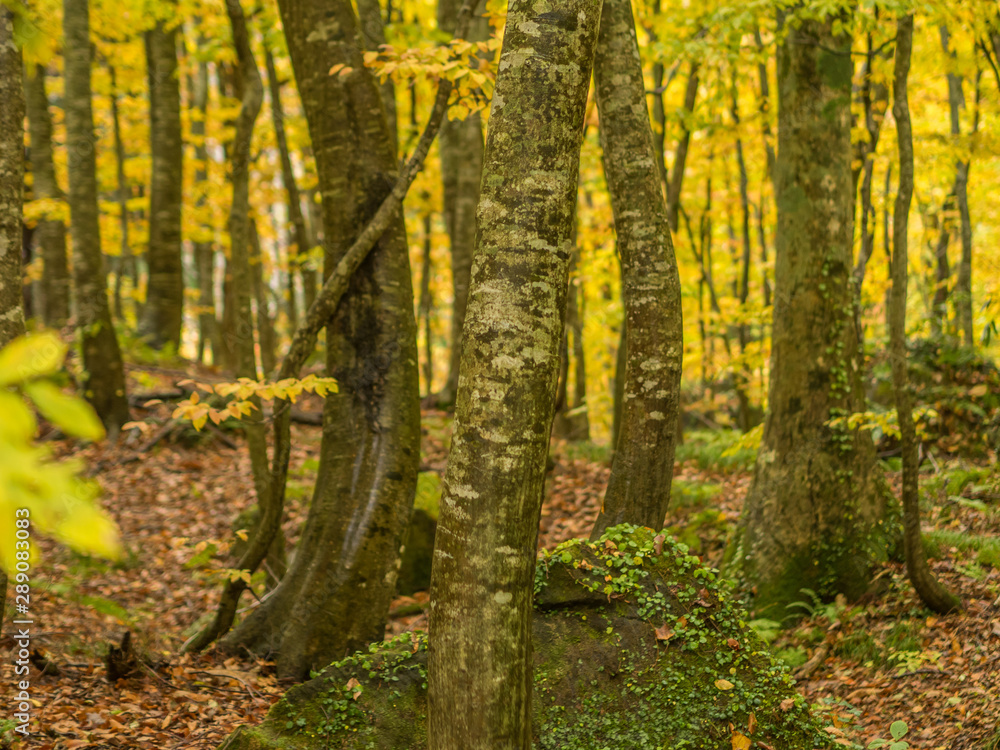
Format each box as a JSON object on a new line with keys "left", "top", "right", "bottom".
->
{"left": 0, "top": 3, "right": 26, "bottom": 629}
{"left": 190, "top": 51, "right": 219, "bottom": 364}
{"left": 356, "top": 0, "right": 397, "bottom": 158}
{"left": 419, "top": 210, "right": 434, "bottom": 395}
{"left": 249, "top": 218, "right": 276, "bottom": 375}
{"left": 63, "top": 0, "right": 130, "bottom": 432}
{"left": 665, "top": 63, "right": 699, "bottom": 233}
{"left": 437, "top": 0, "right": 488, "bottom": 406}
{"left": 888, "top": 14, "right": 960, "bottom": 615}
{"left": 220, "top": 0, "right": 419, "bottom": 681}
{"left": 108, "top": 65, "right": 132, "bottom": 323}
{"left": 426, "top": 0, "right": 601, "bottom": 744}
{"left": 940, "top": 26, "right": 974, "bottom": 347}
{"left": 590, "top": 0, "right": 682, "bottom": 538}
{"left": 139, "top": 15, "right": 184, "bottom": 351}
{"left": 731, "top": 6, "right": 890, "bottom": 618}
{"left": 24, "top": 63, "right": 70, "bottom": 328}
{"left": 264, "top": 46, "right": 310, "bottom": 337}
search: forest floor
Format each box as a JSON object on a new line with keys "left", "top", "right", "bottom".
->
{"left": 2, "top": 375, "right": 998, "bottom": 750}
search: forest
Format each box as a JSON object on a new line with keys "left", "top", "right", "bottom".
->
{"left": 0, "top": 0, "right": 998, "bottom": 746}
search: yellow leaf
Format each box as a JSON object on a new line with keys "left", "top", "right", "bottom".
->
{"left": 24, "top": 381, "right": 106, "bottom": 442}
{"left": 0, "top": 390, "right": 36, "bottom": 442}
{"left": 714, "top": 679, "right": 735, "bottom": 691}
{"left": 0, "top": 332, "right": 67, "bottom": 386}
{"left": 731, "top": 731, "right": 751, "bottom": 750}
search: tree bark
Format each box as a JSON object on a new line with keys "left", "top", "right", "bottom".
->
{"left": 590, "top": 0, "right": 682, "bottom": 538}
{"left": 888, "top": 15, "right": 959, "bottom": 614}
{"left": 24, "top": 62, "right": 70, "bottom": 328}
{"left": 139, "top": 14, "right": 184, "bottom": 350}
{"left": 0, "top": 3, "right": 25, "bottom": 630}
{"left": 219, "top": 0, "right": 420, "bottom": 680}
{"left": 426, "top": 0, "right": 601, "bottom": 744}
{"left": 249, "top": 217, "right": 276, "bottom": 375}
{"left": 419, "top": 210, "right": 434, "bottom": 395}
{"left": 63, "top": 0, "right": 130, "bottom": 432}
{"left": 437, "top": 0, "right": 488, "bottom": 406}
{"left": 732, "top": 6, "right": 889, "bottom": 617}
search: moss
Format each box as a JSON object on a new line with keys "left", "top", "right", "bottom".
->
{"left": 219, "top": 526, "right": 831, "bottom": 750}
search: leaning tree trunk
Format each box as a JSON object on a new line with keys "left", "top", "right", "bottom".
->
{"left": 437, "top": 0, "right": 488, "bottom": 406}
{"left": 589, "top": 0, "right": 683, "bottom": 539}
{"left": 426, "top": 0, "right": 601, "bottom": 744}
{"left": 730, "top": 5, "right": 890, "bottom": 618}
{"left": 220, "top": 0, "right": 420, "bottom": 681}
{"left": 24, "top": 63, "right": 70, "bottom": 328}
{"left": 0, "top": 5, "right": 26, "bottom": 622}
{"left": 139, "top": 14, "right": 184, "bottom": 351}
{"left": 888, "top": 14, "right": 961, "bottom": 615}
{"left": 665, "top": 63, "right": 699, "bottom": 233}
{"left": 63, "top": 0, "right": 130, "bottom": 432}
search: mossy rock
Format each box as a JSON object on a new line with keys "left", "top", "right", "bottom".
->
{"left": 219, "top": 526, "right": 832, "bottom": 750}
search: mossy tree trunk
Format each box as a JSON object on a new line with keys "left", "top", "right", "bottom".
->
{"left": 590, "top": 0, "right": 682, "bottom": 539}
{"left": 24, "top": 63, "right": 70, "bottom": 328}
{"left": 0, "top": 5, "right": 26, "bottom": 622}
{"left": 732, "top": 6, "right": 889, "bottom": 618}
{"left": 220, "top": 0, "right": 419, "bottom": 681}
{"left": 888, "top": 14, "right": 960, "bottom": 615}
{"left": 426, "top": 0, "right": 601, "bottom": 744}
{"left": 356, "top": 0, "right": 397, "bottom": 158}
{"left": 437, "top": 0, "right": 488, "bottom": 406}
{"left": 63, "top": 0, "right": 130, "bottom": 432}
{"left": 139, "top": 13, "right": 184, "bottom": 351}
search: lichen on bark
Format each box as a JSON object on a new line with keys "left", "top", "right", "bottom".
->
{"left": 426, "top": 0, "right": 603, "bottom": 744}
{"left": 589, "top": 0, "right": 682, "bottom": 538}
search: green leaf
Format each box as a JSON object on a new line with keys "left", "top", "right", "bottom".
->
{"left": 890, "top": 721, "right": 908, "bottom": 741}
{"left": 0, "top": 332, "right": 67, "bottom": 386}
{"left": 24, "top": 381, "right": 106, "bottom": 441}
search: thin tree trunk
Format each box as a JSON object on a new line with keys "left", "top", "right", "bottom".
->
{"left": 140, "top": 14, "right": 184, "bottom": 350}
{"left": 666, "top": 63, "right": 699, "bottom": 233}
{"left": 419, "top": 210, "right": 434, "bottom": 395}
{"left": 437, "top": 0, "right": 488, "bottom": 406}
{"left": 940, "top": 26, "right": 974, "bottom": 347}
{"left": 264, "top": 46, "right": 311, "bottom": 336}
{"left": 732, "top": 5, "right": 889, "bottom": 617}
{"left": 23, "top": 63, "right": 70, "bottom": 328}
{"left": 0, "top": 4, "right": 26, "bottom": 626}
{"left": 754, "top": 28, "right": 776, "bottom": 181}
{"left": 427, "top": 0, "right": 600, "bottom": 742}
{"left": 732, "top": 83, "right": 758, "bottom": 432}
{"left": 590, "top": 0, "right": 682, "bottom": 537}
{"left": 889, "top": 14, "right": 961, "bottom": 615}
{"left": 190, "top": 49, "right": 219, "bottom": 364}
{"left": 108, "top": 65, "right": 130, "bottom": 323}
{"left": 249, "top": 218, "right": 276, "bottom": 376}
{"left": 63, "top": 0, "right": 130, "bottom": 432}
